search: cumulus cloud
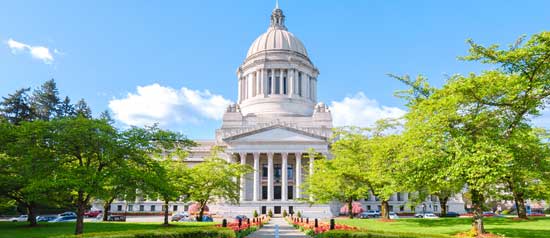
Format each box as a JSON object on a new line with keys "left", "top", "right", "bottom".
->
{"left": 330, "top": 92, "right": 406, "bottom": 127}
{"left": 109, "top": 84, "right": 232, "bottom": 127}
{"left": 5, "top": 38, "right": 56, "bottom": 64}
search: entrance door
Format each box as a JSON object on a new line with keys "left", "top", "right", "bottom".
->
{"left": 274, "top": 186, "right": 282, "bottom": 200}
{"left": 274, "top": 206, "right": 281, "bottom": 214}
{"left": 261, "top": 206, "right": 267, "bottom": 215}
{"left": 289, "top": 206, "right": 294, "bottom": 215}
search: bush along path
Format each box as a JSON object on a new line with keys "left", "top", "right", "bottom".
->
{"left": 247, "top": 217, "right": 310, "bottom": 238}
{"left": 217, "top": 215, "right": 271, "bottom": 238}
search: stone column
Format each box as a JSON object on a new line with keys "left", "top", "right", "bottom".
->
{"left": 292, "top": 69, "right": 295, "bottom": 97}
{"left": 253, "top": 153, "right": 260, "bottom": 201}
{"left": 295, "top": 152, "right": 302, "bottom": 199}
{"left": 267, "top": 152, "right": 274, "bottom": 201}
{"left": 281, "top": 152, "right": 288, "bottom": 201}
{"left": 263, "top": 69, "right": 268, "bottom": 96}
{"left": 256, "top": 71, "right": 261, "bottom": 98}
{"left": 279, "top": 69, "right": 284, "bottom": 94}
{"left": 239, "top": 152, "right": 247, "bottom": 202}
{"left": 270, "top": 69, "right": 275, "bottom": 95}
{"left": 237, "top": 77, "right": 242, "bottom": 103}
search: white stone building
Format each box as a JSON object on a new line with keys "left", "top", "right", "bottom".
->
{"left": 98, "top": 4, "right": 465, "bottom": 218}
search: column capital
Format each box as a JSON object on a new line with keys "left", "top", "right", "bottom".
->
{"left": 281, "top": 152, "right": 288, "bottom": 159}
{"left": 253, "top": 152, "right": 260, "bottom": 159}
{"left": 266, "top": 152, "right": 274, "bottom": 159}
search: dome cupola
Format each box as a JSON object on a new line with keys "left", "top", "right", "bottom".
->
{"left": 237, "top": 3, "right": 319, "bottom": 117}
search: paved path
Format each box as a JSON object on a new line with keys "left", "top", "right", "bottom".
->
{"left": 246, "top": 217, "right": 310, "bottom": 238}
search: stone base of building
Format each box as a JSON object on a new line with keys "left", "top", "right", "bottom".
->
{"left": 210, "top": 201, "right": 339, "bottom": 218}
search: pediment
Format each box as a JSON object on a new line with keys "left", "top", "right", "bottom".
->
{"left": 224, "top": 125, "right": 327, "bottom": 143}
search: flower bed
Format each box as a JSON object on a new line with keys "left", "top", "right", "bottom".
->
{"left": 217, "top": 215, "right": 270, "bottom": 238}
{"left": 286, "top": 217, "right": 358, "bottom": 236}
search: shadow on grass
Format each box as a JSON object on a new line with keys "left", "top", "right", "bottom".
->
{"left": 0, "top": 221, "right": 218, "bottom": 238}
{"left": 398, "top": 217, "right": 548, "bottom": 228}
{"left": 489, "top": 228, "right": 550, "bottom": 238}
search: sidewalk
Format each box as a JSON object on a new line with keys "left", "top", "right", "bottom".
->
{"left": 246, "top": 217, "right": 310, "bottom": 238}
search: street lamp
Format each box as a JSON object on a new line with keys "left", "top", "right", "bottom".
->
{"left": 422, "top": 203, "right": 426, "bottom": 218}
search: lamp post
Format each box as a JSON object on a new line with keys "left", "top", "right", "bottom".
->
{"left": 422, "top": 203, "right": 426, "bottom": 218}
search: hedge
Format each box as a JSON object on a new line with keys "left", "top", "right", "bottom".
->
{"left": 315, "top": 230, "right": 451, "bottom": 238}
{"left": 53, "top": 227, "right": 236, "bottom": 238}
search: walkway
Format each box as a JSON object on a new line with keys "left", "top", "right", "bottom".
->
{"left": 246, "top": 217, "right": 310, "bottom": 238}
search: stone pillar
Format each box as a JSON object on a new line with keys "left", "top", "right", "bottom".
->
{"left": 279, "top": 69, "right": 284, "bottom": 94}
{"left": 254, "top": 71, "right": 262, "bottom": 96}
{"left": 282, "top": 152, "right": 288, "bottom": 201}
{"left": 239, "top": 152, "right": 247, "bottom": 202}
{"left": 267, "top": 152, "right": 274, "bottom": 201}
{"left": 270, "top": 69, "right": 275, "bottom": 95}
{"left": 295, "top": 152, "right": 302, "bottom": 199}
{"left": 292, "top": 69, "right": 295, "bottom": 97}
{"left": 253, "top": 153, "right": 260, "bottom": 201}
{"left": 262, "top": 69, "right": 269, "bottom": 97}
{"left": 238, "top": 77, "right": 242, "bottom": 103}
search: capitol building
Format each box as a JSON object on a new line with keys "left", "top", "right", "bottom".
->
{"left": 98, "top": 4, "right": 465, "bottom": 218}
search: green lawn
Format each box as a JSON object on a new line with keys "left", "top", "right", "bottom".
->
{"left": 0, "top": 221, "right": 219, "bottom": 238}
{"left": 336, "top": 217, "right": 550, "bottom": 238}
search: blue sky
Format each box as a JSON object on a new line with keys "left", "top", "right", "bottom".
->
{"left": 1, "top": 0, "right": 549, "bottom": 139}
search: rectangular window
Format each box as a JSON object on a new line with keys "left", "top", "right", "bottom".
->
{"left": 128, "top": 205, "right": 133, "bottom": 212}
{"left": 274, "top": 186, "right": 282, "bottom": 200}
{"left": 262, "top": 164, "right": 268, "bottom": 178}
{"left": 261, "top": 206, "right": 267, "bottom": 214}
{"left": 287, "top": 165, "right": 293, "bottom": 179}
{"left": 400, "top": 206, "right": 405, "bottom": 212}
{"left": 288, "top": 186, "right": 293, "bottom": 200}
{"left": 173, "top": 205, "right": 178, "bottom": 212}
{"left": 289, "top": 206, "right": 294, "bottom": 215}
{"left": 367, "top": 205, "right": 371, "bottom": 211}
{"left": 397, "top": 192, "right": 402, "bottom": 201}
{"left": 151, "top": 205, "right": 156, "bottom": 212}
{"left": 274, "top": 164, "right": 281, "bottom": 179}
{"left": 283, "top": 77, "right": 287, "bottom": 94}
{"left": 117, "top": 205, "right": 122, "bottom": 211}
{"left": 389, "top": 205, "right": 394, "bottom": 211}
{"left": 434, "top": 205, "right": 438, "bottom": 211}
{"left": 139, "top": 205, "right": 144, "bottom": 212}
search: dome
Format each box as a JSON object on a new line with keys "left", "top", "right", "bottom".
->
{"left": 246, "top": 28, "right": 308, "bottom": 58}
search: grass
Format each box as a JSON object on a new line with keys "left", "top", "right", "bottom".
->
{"left": 336, "top": 217, "right": 550, "bottom": 238}
{"left": 0, "top": 221, "right": 220, "bottom": 238}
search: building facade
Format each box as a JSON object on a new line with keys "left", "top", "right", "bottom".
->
{"left": 97, "top": 5, "right": 465, "bottom": 218}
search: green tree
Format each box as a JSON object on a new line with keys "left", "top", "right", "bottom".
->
{"left": 31, "top": 79, "right": 60, "bottom": 120}
{"left": 304, "top": 146, "right": 368, "bottom": 219}
{"left": 58, "top": 96, "right": 76, "bottom": 118}
{"left": 0, "top": 88, "right": 33, "bottom": 124}
{"left": 187, "top": 147, "right": 252, "bottom": 221}
{"left": 0, "top": 120, "right": 58, "bottom": 226}
{"left": 74, "top": 99, "right": 92, "bottom": 118}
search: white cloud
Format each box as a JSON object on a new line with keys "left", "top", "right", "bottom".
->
{"left": 330, "top": 92, "right": 406, "bottom": 127}
{"left": 109, "top": 84, "right": 232, "bottom": 127}
{"left": 5, "top": 38, "right": 55, "bottom": 64}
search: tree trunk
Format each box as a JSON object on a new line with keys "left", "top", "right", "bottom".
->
{"left": 381, "top": 200, "right": 390, "bottom": 219}
{"left": 75, "top": 192, "right": 86, "bottom": 235}
{"left": 348, "top": 198, "right": 354, "bottom": 219}
{"left": 440, "top": 196, "right": 449, "bottom": 217}
{"left": 103, "top": 197, "right": 115, "bottom": 221}
{"left": 163, "top": 199, "right": 169, "bottom": 226}
{"left": 471, "top": 189, "right": 485, "bottom": 234}
{"left": 514, "top": 192, "right": 528, "bottom": 219}
{"left": 198, "top": 201, "right": 206, "bottom": 222}
{"left": 26, "top": 204, "right": 37, "bottom": 227}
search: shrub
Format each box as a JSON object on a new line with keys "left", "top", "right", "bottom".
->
{"left": 268, "top": 209, "right": 273, "bottom": 217}
{"left": 54, "top": 227, "right": 236, "bottom": 238}
{"left": 297, "top": 211, "right": 302, "bottom": 218}
{"left": 501, "top": 209, "right": 510, "bottom": 215}
{"left": 253, "top": 210, "right": 259, "bottom": 218}
{"left": 282, "top": 209, "right": 288, "bottom": 217}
